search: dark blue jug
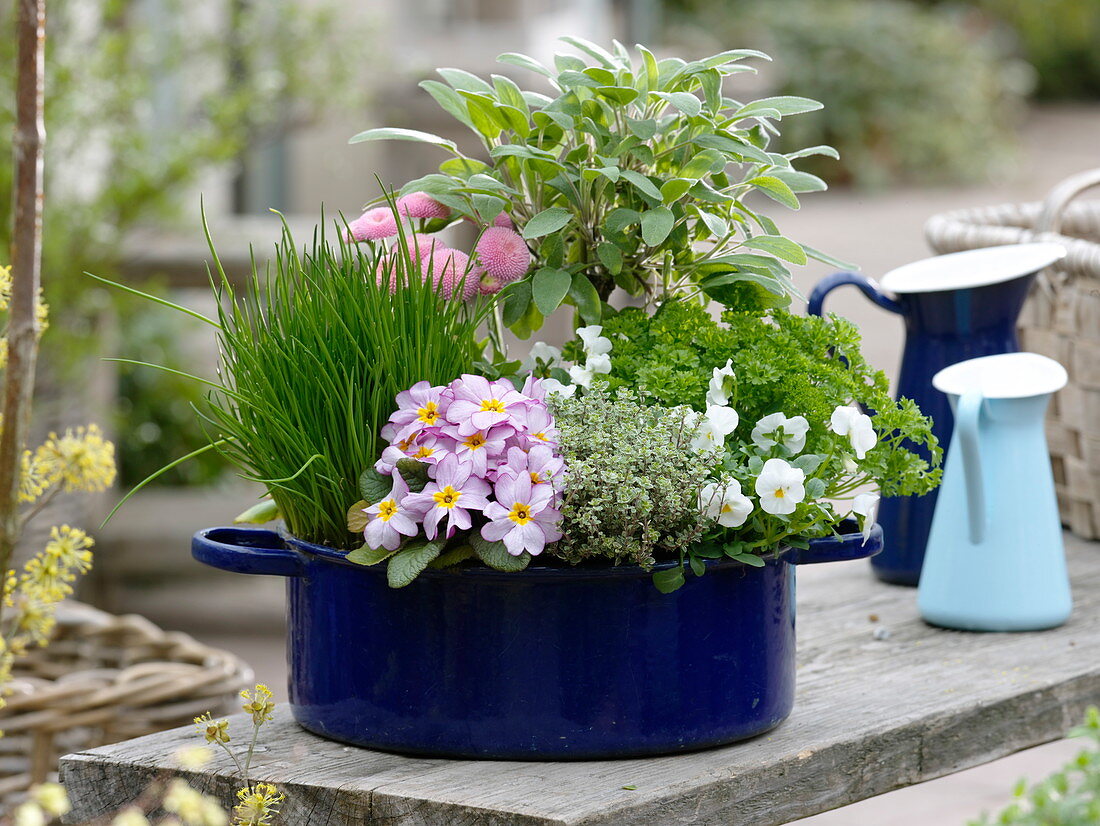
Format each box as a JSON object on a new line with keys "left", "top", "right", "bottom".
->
{"left": 808, "top": 243, "right": 1066, "bottom": 585}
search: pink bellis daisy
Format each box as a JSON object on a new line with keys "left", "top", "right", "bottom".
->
{"left": 363, "top": 473, "right": 419, "bottom": 551}
{"left": 403, "top": 454, "right": 491, "bottom": 540}
{"left": 492, "top": 212, "right": 514, "bottom": 228}
{"left": 348, "top": 207, "right": 399, "bottom": 242}
{"left": 396, "top": 191, "right": 450, "bottom": 220}
{"left": 475, "top": 227, "right": 531, "bottom": 284}
{"left": 429, "top": 249, "right": 478, "bottom": 301}
{"left": 481, "top": 470, "right": 562, "bottom": 556}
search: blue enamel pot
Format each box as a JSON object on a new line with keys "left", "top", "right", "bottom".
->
{"left": 192, "top": 523, "right": 881, "bottom": 760}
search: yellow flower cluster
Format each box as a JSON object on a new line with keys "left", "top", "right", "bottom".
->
{"left": 0, "top": 264, "right": 50, "bottom": 361}
{"left": 164, "top": 778, "right": 230, "bottom": 826}
{"left": 240, "top": 684, "right": 275, "bottom": 726}
{"left": 232, "top": 784, "right": 285, "bottom": 826}
{"left": 195, "top": 711, "right": 231, "bottom": 744}
{"left": 11, "top": 782, "right": 70, "bottom": 826}
{"left": 30, "top": 424, "right": 117, "bottom": 495}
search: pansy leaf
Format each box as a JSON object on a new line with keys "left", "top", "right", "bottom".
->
{"left": 792, "top": 454, "right": 825, "bottom": 474}
{"left": 652, "top": 565, "right": 686, "bottom": 593}
{"left": 359, "top": 468, "right": 391, "bottom": 503}
{"left": 806, "top": 478, "right": 827, "bottom": 499}
{"left": 387, "top": 539, "right": 445, "bottom": 588}
{"left": 471, "top": 534, "right": 531, "bottom": 571}
{"left": 689, "top": 556, "right": 706, "bottom": 577}
{"left": 347, "top": 544, "right": 396, "bottom": 567}
{"left": 732, "top": 552, "right": 766, "bottom": 568}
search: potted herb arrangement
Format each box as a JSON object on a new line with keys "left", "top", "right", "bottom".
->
{"left": 131, "top": 39, "right": 941, "bottom": 759}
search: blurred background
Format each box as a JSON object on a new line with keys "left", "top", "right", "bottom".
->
{"left": 4, "top": 0, "right": 1097, "bottom": 820}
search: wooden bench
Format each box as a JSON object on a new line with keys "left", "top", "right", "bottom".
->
{"left": 61, "top": 532, "right": 1100, "bottom": 825}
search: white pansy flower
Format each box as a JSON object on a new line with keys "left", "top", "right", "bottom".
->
{"left": 755, "top": 458, "right": 806, "bottom": 515}
{"left": 751, "top": 412, "right": 810, "bottom": 454}
{"left": 691, "top": 405, "right": 740, "bottom": 452}
{"left": 577, "top": 325, "right": 612, "bottom": 358}
{"left": 522, "top": 341, "right": 562, "bottom": 371}
{"left": 852, "top": 492, "right": 880, "bottom": 544}
{"left": 541, "top": 378, "right": 576, "bottom": 398}
{"left": 830, "top": 405, "right": 878, "bottom": 459}
{"left": 706, "top": 359, "right": 736, "bottom": 407}
{"left": 586, "top": 352, "right": 612, "bottom": 375}
{"left": 699, "top": 479, "right": 754, "bottom": 527}
{"left": 567, "top": 363, "right": 594, "bottom": 388}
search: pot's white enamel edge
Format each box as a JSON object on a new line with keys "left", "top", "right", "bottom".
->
{"left": 880, "top": 242, "right": 1067, "bottom": 294}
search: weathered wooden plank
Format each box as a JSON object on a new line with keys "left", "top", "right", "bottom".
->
{"left": 62, "top": 533, "right": 1100, "bottom": 825}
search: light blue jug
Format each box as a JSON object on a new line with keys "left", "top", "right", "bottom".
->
{"left": 918, "top": 352, "right": 1071, "bottom": 631}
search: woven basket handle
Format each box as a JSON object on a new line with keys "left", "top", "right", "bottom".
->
{"left": 1036, "top": 168, "right": 1100, "bottom": 234}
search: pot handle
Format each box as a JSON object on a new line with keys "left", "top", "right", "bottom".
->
{"left": 192, "top": 527, "right": 307, "bottom": 578}
{"left": 808, "top": 271, "right": 901, "bottom": 317}
{"left": 788, "top": 522, "right": 884, "bottom": 565}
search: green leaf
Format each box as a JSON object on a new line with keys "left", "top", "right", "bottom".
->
{"left": 395, "top": 458, "right": 430, "bottom": 492}
{"left": 439, "top": 157, "right": 489, "bottom": 178}
{"left": 559, "top": 35, "right": 617, "bottom": 68}
{"left": 437, "top": 67, "right": 495, "bottom": 95}
{"left": 597, "top": 242, "right": 623, "bottom": 275}
{"left": 785, "top": 144, "right": 840, "bottom": 161}
{"left": 689, "top": 556, "right": 706, "bottom": 577}
{"left": 387, "top": 539, "right": 445, "bottom": 588}
{"left": 540, "top": 232, "right": 565, "bottom": 269}
{"left": 471, "top": 533, "right": 531, "bottom": 571}
{"left": 748, "top": 176, "right": 800, "bottom": 210}
{"left": 347, "top": 544, "right": 397, "bottom": 567}
{"left": 736, "top": 95, "right": 822, "bottom": 118}
{"left": 605, "top": 208, "right": 640, "bottom": 234}
{"left": 652, "top": 566, "right": 686, "bottom": 593}
{"left": 569, "top": 273, "right": 602, "bottom": 324}
{"left": 349, "top": 127, "right": 458, "bottom": 154}
{"left": 533, "top": 267, "right": 572, "bottom": 315}
{"left": 640, "top": 207, "right": 675, "bottom": 246}
{"left": 497, "top": 52, "right": 554, "bottom": 79}
{"left": 637, "top": 45, "right": 660, "bottom": 94}
{"left": 660, "top": 178, "right": 693, "bottom": 204}
{"left": 806, "top": 478, "right": 827, "bottom": 499}
{"left": 792, "top": 454, "right": 825, "bottom": 474}
{"left": 620, "top": 170, "right": 662, "bottom": 202}
{"left": 654, "top": 91, "right": 702, "bottom": 117}
{"left": 233, "top": 499, "right": 280, "bottom": 525}
{"left": 419, "top": 80, "right": 475, "bottom": 131}
{"left": 696, "top": 209, "right": 729, "bottom": 238}
{"left": 681, "top": 150, "right": 725, "bottom": 180}
{"left": 502, "top": 279, "right": 533, "bottom": 326}
{"left": 522, "top": 207, "right": 572, "bottom": 240}
{"left": 802, "top": 243, "right": 858, "bottom": 271}
{"left": 771, "top": 169, "right": 828, "bottom": 194}
{"left": 741, "top": 235, "right": 808, "bottom": 265}
{"left": 692, "top": 133, "right": 772, "bottom": 164}
{"left": 359, "top": 468, "right": 392, "bottom": 503}
{"left": 733, "top": 553, "right": 767, "bottom": 567}
{"left": 597, "top": 86, "right": 639, "bottom": 105}
{"left": 428, "top": 544, "right": 477, "bottom": 569}
{"left": 626, "top": 117, "right": 657, "bottom": 140}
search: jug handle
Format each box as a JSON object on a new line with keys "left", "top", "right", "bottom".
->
{"left": 957, "top": 390, "right": 987, "bottom": 545}
{"left": 808, "top": 271, "right": 901, "bottom": 317}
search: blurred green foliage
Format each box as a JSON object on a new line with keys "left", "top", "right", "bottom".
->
{"left": 929, "top": 0, "right": 1100, "bottom": 100}
{"left": 970, "top": 707, "right": 1100, "bottom": 825}
{"left": 667, "top": 0, "right": 1027, "bottom": 187}
{"left": 0, "top": 0, "right": 366, "bottom": 486}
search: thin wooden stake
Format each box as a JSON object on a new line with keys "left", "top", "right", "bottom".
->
{"left": 0, "top": 0, "right": 47, "bottom": 594}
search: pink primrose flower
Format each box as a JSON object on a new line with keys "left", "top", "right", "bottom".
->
{"left": 481, "top": 470, "right": 562, "bottom": 556}
{"left": 441, "top": 422, "right": 514, "bottom": 477}
{"left": 403, "top": 454, "right": 491, "bottom": 540}
{"left": 445, "top": 374, "right": 531, "bottom": 435}
{"left": 363, "top": 473, "right": 419, "bottom": 551}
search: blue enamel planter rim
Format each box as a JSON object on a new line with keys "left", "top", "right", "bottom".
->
{"left": 192, "top": 520, "right": 881, "bottom": 760}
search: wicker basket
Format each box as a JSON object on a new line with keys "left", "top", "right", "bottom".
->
{"left": 0, "top": 601, "right": 252, "bottom": 806}
{"left": 926, "top": 169, "right": 1100, "bottom": 539}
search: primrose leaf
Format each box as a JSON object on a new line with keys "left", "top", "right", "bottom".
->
{"left": 359, "top": 468, "right": 392, "bottom": 503}
{"left": 348, "top": 544, "right": 397, "bottom": 567}
{"left": 471, "top": 533, "right": 531, "bottom": 571}
{"left": 387, "top": 539, "right": 445, "bottom": 587}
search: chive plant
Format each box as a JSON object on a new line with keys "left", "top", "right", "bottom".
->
{"left": 204, "top": 221, "right": 488, "bottom": 548}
